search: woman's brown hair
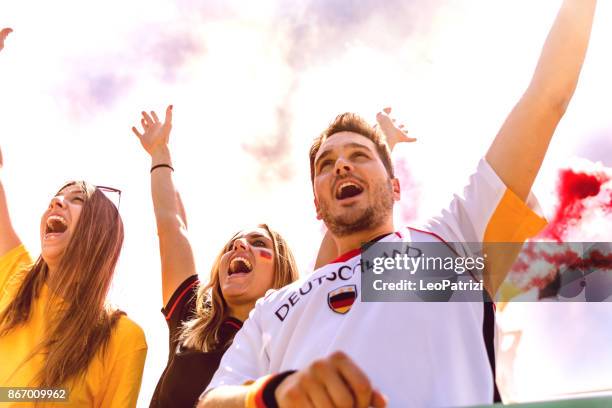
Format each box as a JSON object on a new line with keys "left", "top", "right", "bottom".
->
{"left": 0, "top": 181, "right": 125, "bottom": 387}
{"left": 180, "top": 224, "right": 298, "bottom": 352}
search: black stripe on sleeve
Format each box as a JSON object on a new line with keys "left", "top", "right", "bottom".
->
{"left": 161, "top": 274, "right": 199, "bottom": 323}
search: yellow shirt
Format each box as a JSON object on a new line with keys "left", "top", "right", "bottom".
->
{"left": 0, "top": 245, "right": 147, "bottom": 408}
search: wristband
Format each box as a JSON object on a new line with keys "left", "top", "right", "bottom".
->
{"left": 245, "top": 370, "right": 297, "bottom": 408}
{"left": 150, "top": 163, "right": 174, "bottom": 173}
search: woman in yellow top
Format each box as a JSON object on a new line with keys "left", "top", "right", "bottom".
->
{"left": 0, "top": 30, "right": 146, "bottom": 407}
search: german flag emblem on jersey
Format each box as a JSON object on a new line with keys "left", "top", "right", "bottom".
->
{"left": 328, "top": 285, "right": 357, "bottom": 314}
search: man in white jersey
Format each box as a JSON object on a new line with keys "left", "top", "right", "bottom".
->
{"left": 199, "top": 1, "right": 597, "bottom": 406}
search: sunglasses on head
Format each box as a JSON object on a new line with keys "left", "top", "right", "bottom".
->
{"left": 96, "top": 185, "right": 122, "bottom": 210}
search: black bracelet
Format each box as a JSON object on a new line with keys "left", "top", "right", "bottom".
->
{"left": 150, "top": 164, "right": 174, "bottom": 173}
{"left": 262, "top": 370, "right": 297, "bottom": 408}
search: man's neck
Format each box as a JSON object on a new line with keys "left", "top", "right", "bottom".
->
{"left": 333, "top": 221, "right": 395, "bottom": 256}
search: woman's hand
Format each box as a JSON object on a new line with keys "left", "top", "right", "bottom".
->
{"left": 131, "top": 105, "right": 173, "bottom": 159}
{"left": 375, "top": 107, "right": 416, "bottom": 151}
{"left": 0, "top": 28, "right": 12, "bottom": 52}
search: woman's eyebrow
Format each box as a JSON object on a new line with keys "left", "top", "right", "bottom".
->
{"left": 246, "top": 233, "right": 270, "bottom": 240}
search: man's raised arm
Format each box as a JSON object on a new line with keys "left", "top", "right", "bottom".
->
{"left": 486, "top": 0, "right": 597, "bottom": 201}
{"left": 482, "top": 0, "right": 596, "bottom": 296}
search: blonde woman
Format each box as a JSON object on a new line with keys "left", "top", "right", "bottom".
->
{"left": 131, "top": 106, "right": 300, "bottom": 408}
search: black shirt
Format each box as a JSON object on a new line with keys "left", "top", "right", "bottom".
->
{"left": 150, "top": 275, "right": 243, "bottom": 408}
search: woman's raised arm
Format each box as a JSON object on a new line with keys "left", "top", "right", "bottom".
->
{"left": 132, "top": 105, "right": 196, "bottom": 306}
{"left": 0, "top": 146, "right": 22, "bottom": 256}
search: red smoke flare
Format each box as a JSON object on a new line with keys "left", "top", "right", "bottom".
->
{"left": 509, "top": 166, "right": 612, "bottom": 292}
{"left": 510, "top": 245, "right": 612, "bottom": 292}
{"left": 539, "top": 169, "right": 610, "bottom": 242}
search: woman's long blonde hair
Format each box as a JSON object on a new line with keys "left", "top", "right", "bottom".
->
{"left": 0, "top": 181, "right": 125, "bottom": 387}
{"left": 180, "top": 224, "right": 298, "bottom": 352}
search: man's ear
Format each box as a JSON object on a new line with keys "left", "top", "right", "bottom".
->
{"left": 391, "top": 178, "right": 401, "bottom": 201}
{"left": 314, "top": 197, "right": 322, "bottom": 220}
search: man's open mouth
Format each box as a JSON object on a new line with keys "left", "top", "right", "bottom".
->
{"left": 228, "top": 256, "right": 253, "bottom": 275}
{"left": 335, "top": 181, "right": 364, "bottom": 200}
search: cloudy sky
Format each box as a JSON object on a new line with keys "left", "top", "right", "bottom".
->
{"left": 1, "top": 0, "right": 611, "bottom": 405}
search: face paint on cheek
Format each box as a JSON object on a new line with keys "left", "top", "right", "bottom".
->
{"left": 258, "top": 248, "right": 273, "bottom": 261}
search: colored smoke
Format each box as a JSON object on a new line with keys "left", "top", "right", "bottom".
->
{"left": 540, "top": 169, "right": 611, "bottom": 242}
{"left": 508, "top": 160, "right": 612, "bottom": 294}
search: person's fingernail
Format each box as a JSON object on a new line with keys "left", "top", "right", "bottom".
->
{"left": 170, "top": 105, "right": 173, "bottom": 110}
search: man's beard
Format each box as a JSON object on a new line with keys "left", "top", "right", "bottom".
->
{"left": 319, "top": 178, "right": 394, "bottom": 237}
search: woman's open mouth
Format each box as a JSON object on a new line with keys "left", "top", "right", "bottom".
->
{"left": 44, "top": 215, "right": 68, "bottom": 239}
{"left": 228, "top": 256, "right": 253, "bottom": 277}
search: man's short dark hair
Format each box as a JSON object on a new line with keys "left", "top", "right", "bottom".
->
{"left": 309, "top": 112, "right": 394, "bottom": 185}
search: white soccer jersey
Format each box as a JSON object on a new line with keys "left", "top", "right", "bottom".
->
{"left": 206, "top": 158, "right": 546, "bottom": 407}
